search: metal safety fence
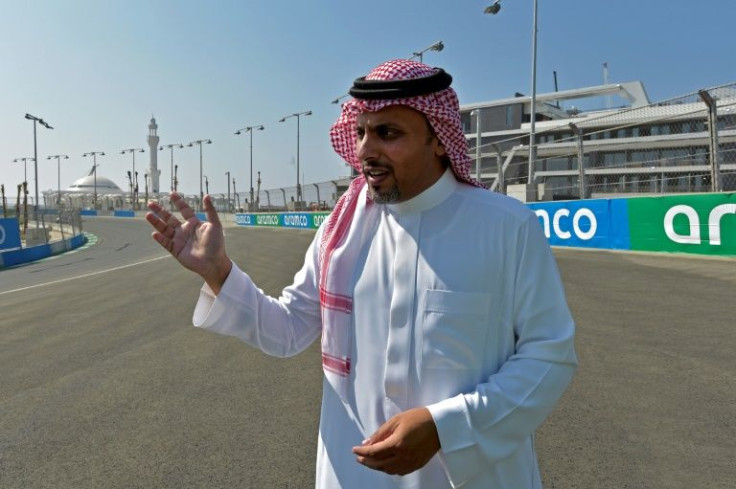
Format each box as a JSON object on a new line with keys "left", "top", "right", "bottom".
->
{"left": 1, "top": 204, "right": 83, "bottom": 246}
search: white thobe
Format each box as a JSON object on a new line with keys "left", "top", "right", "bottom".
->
{"left": 193, "top": 169, "right": 577, "bottom": 488}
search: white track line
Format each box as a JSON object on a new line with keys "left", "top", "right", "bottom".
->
{"left": 0, "top": 255, "right": 169, "bottom": 296}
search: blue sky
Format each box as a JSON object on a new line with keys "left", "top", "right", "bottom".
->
{"left": 2, "top": 0, "right": 734, "bottom": 199}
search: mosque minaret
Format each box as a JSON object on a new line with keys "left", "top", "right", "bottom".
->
{"left": 147, "top": 117, "right": 161, "bottom": 193}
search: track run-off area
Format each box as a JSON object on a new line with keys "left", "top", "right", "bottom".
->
{"left": 0, "top": 217, "right": 733, "bottom": 488}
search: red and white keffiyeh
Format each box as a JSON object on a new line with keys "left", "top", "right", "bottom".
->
{"left": 319, "top": 59, "right": 484, "bottom": 400}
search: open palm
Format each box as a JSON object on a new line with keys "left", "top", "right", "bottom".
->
{"left": 146, "top": 193, "right": 232, "bottom": 293}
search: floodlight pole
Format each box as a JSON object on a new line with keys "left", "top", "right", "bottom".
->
{"left": 235, "top": 125, "right": 264, "bottom": 211}
{"left": 279, "top": 111, "right": 311, "bottom": 205}
{"left": 25, "top": 114, "right": 53, "bottom": 230}
{"left": 47, "top": 155, "right": 69, "bottom": 206}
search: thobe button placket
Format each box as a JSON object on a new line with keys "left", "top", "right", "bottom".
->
{"left": 383, "top": 213, "right": 420, "bottom": 414}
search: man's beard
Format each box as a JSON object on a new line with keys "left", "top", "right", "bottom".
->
{"left": 367, "top": 183, "right": 401, "bottom": 204}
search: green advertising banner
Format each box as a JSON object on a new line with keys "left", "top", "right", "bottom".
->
{"left": 254, "top": 214, "right": 281, "bottom": 227}
{"left": 627, "top": 193, "right": 736, "bottom": 256}
{"left": 235, "top": 212, "right": 330, "bottom": 229}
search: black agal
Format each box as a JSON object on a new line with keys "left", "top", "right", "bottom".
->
{"left": 349, "top": 68, "right": 453, "bottom": 100}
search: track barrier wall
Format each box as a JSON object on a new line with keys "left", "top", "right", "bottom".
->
{"left": 2, "top": 192, "right": 732, "bottom": 269}
{"left": 237, "top": 193, "right": 735, "bottom": 257}
{"left": 0, "top": 231, "right": 86, "bottom": 268}
{"left": 0, "top": 218, "right": 23, "bottom": 251}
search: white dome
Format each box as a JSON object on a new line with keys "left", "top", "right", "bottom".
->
{"left": 66, "top": 175, "right": 126, "bottom": 194}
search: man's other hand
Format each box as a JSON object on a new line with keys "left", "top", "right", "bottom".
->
{"left": 352, "top": 407, "right": 440, "bottom": 476}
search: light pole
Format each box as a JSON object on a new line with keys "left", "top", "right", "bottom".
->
{"left": 410, "top": 41, "right": 444, "bottom": 63}
{"left": 331, "top": 93, "right": 350, "bottom": 105}
{"left": 25, "top": 114, "right": 53, "bottom": 228}
{"left": 159, "top": 143, "right": 183, "bottom": 193}
{"left": 121, "top": 148, "right": 144, "bottom": 209}
{"left": 46, "top": 154, "right": 69, "bottom": 206}
{"left": 12, "top": 157, "right": 34, "bottom": 184}
{"left": 485, "top": 0, "right": 538, "bottom": 185}
{"left": 233, "top": 177, "right": 240, "bottom": 210}
{"left": 187, "top": 139, "right": 212, "bottom": 211}
{"left": 279, "top": 111, "right": 311, "bottom": 206}
{"left": 174, "top": 165, "right": 179, "bottom": 192}
{"left": 204, "top": 175, "right": 209, "bottom": 194}
{"left": 225, "top": 170, "right": 231, "bottom": 213}
{"left": 234, "top": 124, "right": 264, "bottom": 212}
{"left": 82, "top": 151, "right": 105, "bottom": 209}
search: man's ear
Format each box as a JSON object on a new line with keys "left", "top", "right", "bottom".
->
{"left": 434, "top": 139, "right": 447, "bottom": 158}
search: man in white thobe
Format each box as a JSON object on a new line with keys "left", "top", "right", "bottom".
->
{"left": 147, "top": 59, "right": 577, "bottom": 489}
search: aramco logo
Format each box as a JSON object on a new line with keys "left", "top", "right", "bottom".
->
{"left": 534, "top": 208, "right": 597, "bottom": 241}
{"left": 664, "top": 204, "right": 736, "bottom": 245}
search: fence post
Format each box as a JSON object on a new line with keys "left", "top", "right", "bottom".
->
{"left": 698, "top": 89, "right": 721, "bottom": 192}
{"left": 569, "top": 123, "right": 586, "bottom": 199}
{"left": 312, "top": 183, "right": 320, "bottom": 208}
{"left": 474, "top": 109, "right": 482, "bottom": 182}
{"left": 491, "top": 143, "right": 505, "bottom": 194}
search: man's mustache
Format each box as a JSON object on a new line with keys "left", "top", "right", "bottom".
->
{"left": 362, "top": 163, "right": 392, "bottom": 173}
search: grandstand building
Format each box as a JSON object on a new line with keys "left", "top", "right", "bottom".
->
{"left": 461, "top": 80, "right": 736, "bottom": 201}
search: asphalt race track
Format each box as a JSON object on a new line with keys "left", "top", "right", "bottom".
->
{"left": 0, "top": 217, "right": 734, "bottom": 488}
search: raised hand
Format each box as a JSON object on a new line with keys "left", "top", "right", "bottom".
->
{"left": 146, "top": 193, "right": 232, "bottom": 294}
{"left": 352, "top": 407, "right": 440, "bottom": 476}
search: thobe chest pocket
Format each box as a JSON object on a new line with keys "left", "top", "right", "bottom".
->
{"left": 420, "top": 289, "right": 490, "bottom": 373}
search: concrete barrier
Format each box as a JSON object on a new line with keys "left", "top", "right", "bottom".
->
{"left": 0, "top": 232, "right": 86, "bottom": 269}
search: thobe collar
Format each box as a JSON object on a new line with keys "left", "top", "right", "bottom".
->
{"left": 386, "top": 168, "right": 457, "bottom": 216}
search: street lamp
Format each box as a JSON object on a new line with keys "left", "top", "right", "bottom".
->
{"left": 121, "top": 148, "right": 144, "bottom": 209}
{"left": 46, "top": 154, "right": 69, "bottom": 206}
{"left": 25, "top": 113, "right": 53, "bottom": 229}
{"left": 278, "top": 111, "right": 311, "bottom": 205}
{"left": 187, "top": 139, "right": 212, "bottom": 211}
{"left": 485, "top": 0, "right": 538, "bottom": 185}
{"left": 331, "top": 93, "right": 350, "bottom": 105}
{"left": 484, "top": 0, "right": 502, "bottom": 14}
{"left": 12, "top": 157, "right": 34, "bottom": 184}
{"left": 234, "top": 124, "right": 264, "bottom": 211}
{"left": 204, "top": 175, "right": 209, "bottom": 194}
{"left": 233, "top": 177, "right": 239, "bottom": 210}
{"left": 82, "top": 151, "right": 105, "bottom": 209}
{"left": 410, "top": 41, "right": 444, "bottom": 63}
{"left": 159, "top": 143, "right": 184, "bottom": 193}
{"left": 225, "top": 170, "right": 231, "bottom": 213}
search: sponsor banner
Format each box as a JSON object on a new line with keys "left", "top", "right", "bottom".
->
{"left": 0, "top": 218, "right": 22, "bottom": 250}
{"left": 282, "top": 213, "right": 311, "bottom": 228}
{"left": 627, "top": 193, "right": 736, "bottom": 256}
{"left": 113, "top": 210, "right": 135, "bottom": 218}
{"left": 234, "top": 212, "right": 331, "bottom": 229}
{"left": 311, "top": 213, "right": 330, "bottom": 229}
{"left": 527, "top": 200, "right": 611, "bottom": 249}
{"left": 235, "top": 213, "right": 256, "bottom": 226}
{"left": 255, "top": 214, "right": 281, "bottom": 227}
{"left": 608, "top": 199, "right": 632, "bottom": 251}
{"left": 80, "top": 210, "right": 98, "bottom": 216}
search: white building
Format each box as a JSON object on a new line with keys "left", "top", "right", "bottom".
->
{"left": 461, "top": 80, "right": 736, "bottom": 200}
